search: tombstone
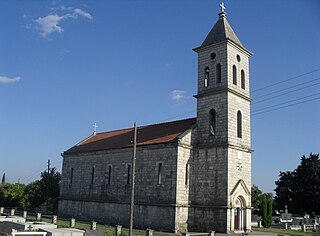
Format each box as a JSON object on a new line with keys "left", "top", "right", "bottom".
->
{"left": 280, "top": 205, "right": 292, "bottom": 229}
{"left": 85, "top": 229, "right": 106, "bottom": 236}
{"left": 301, "top": 224, "right": 306, "bottom": 232}
{"left": 115, "top": 225, "right": 122, "bottom": 236}
{"left": 52, "top": 215, "right": 58, "bottom": 224}
{"left": 23, "top": 211, "right": 27, "bottom": 218}
{"left": 70, "top": 218, "right": 76, "bottom": 228}
{"left": 257, "top": 220, "right": 262, "bottom": 227}
{"left": 90, "top": 220, "right": 96, "bottom": 230}
{"left": 37, "top": 213, "right": 42, "bottom": 221}
{"left": 0, "top": 207, "right": 4, "bottom": 214}
{"left": 146, "top": 228, "right": 153, "bottom": 236}
{"left": 209, "top": 230, "right": 215, "bottom": 236}
{"left": 11, "top": 208, "right": 15, "bottom": 216}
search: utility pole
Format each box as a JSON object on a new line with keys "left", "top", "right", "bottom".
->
{"left": 47, "top": 159, "right": 50, "bottom": 213}
{"left": 129, "top": 123, "right": 137, "bottom": 236}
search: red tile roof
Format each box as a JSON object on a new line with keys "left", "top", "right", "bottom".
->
{"left": 64, "top": 118, "right": 196, "bottom": 155}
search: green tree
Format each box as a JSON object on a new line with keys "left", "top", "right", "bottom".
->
{"left": 261, "top": 194, "right": 268, "bottom": 227}
{"left": 251, "top": 185, "right": 262, "bottom": 210}
{"left": 267, "top": 196, "right": 273, "bottom": 227}
{"left": 39, "top": 167, "right": 61, "bottom": 213}
{"left": 1, "top": 173, "right": 5, "bottom": 184}
{"left": 0, "top": 183, "right": 26, "bottom": 208}
{"left": 260, "top": 193, "right": 273, "bottom": 228}
{"left": 274, "top": 153, "right": 320, "bottom": 215}
{"left": 24, "top": 180, "right": 43, "bottom": 209}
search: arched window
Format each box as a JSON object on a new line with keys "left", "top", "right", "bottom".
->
{"left": 70, "top": 168, "right": 73, "bottom": 186}
{"left": 233, "top": 65, "right": 237, "bottom": 85}
{"left": 158, "top": 162, "right": 162, "bottom": 185}
{"left": 204, "top": 67, "right": 210, "bottom": 87}
{"left": 91, "top": 166, "right": 95, "bottom": 185}
{"left": 185, "top": 162, "right": 189, "bottom": 185}
{"left": 216, "top": 64, "right": 221, "bottom": 83}
{"left": 241, "top": 70, "right": 245, "bottom": 89}
{"left": 209, "top": 109, "right": 216, "bottom": 136}
{"left": 108, "top": 165, "right": 112, "bottom": 185}
{"left": 237, "top": 111, "right": 242, "bottom": 138}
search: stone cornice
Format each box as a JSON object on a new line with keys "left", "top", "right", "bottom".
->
{"left": 196, "top": 142, "right": 253, "bottom": 153}
{"left": 192, "top": 39, "right": 252, "bottom": 57}
{"left": 194, "top": 87, "right": 251, "bottom": 102}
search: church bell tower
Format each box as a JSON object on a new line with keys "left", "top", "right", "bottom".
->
{"left": 192, "top": 3, "right": 252, "bottom": 233}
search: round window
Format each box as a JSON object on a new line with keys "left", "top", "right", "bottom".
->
{"left": 211, "top": 53, "right": 216, "bottom": 60}
{"left": 236, "top": 54, "right": 241, "bottom": 62}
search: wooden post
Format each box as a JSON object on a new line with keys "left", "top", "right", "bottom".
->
{"left": 129, "top": 122, "right": 137, "bottom": 236}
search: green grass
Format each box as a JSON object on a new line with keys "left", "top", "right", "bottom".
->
{"left": 25, "top": 215, "right": 172, "bottom": 236}
{"left": 252, "top": 226, "right": 320, "bottom": 236}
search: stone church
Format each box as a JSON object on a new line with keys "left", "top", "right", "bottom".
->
{"left": 59, "top": 4, "right": 252, "bottom": 234}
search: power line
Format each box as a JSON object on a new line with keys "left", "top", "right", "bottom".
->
{"left": 252, "top": 92, "right": 320, "bottom": 113}
{"left": 251, "top": 67, "right": 320, "bottom": 93}
{"left": 252, "top": 77, "right": 320, "bottom": 100}
{"left": 159, "top": 110, "right": 195, "bottom": 123}
{"left": 251, "top": 97, "right": 320, "bottom": 116}
{"left": 252, "top": 82, "right": 320, "bottom": 105}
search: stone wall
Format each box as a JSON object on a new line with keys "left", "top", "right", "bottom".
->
{"left": 60, "top": 143, "right": 178, "bottom": 204}
{"left": 59, "top": 142, "right": 181, "bottom": 231}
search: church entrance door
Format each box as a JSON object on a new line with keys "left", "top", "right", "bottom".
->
{"left": 233, "top": 196, "right": 246, "bottom": 231}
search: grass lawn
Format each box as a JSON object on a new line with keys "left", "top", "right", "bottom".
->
{"left": 252, "top": 226, "right": 319, "bottom": 236}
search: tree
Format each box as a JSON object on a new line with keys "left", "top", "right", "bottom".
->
{"left": 267, "top": 196, "right": 273, "bottom": 227}
{"left": 24, "top": 180, "right": 43, "bottom": 209}
{"left": 260, "top": 193, "right": 272, "bottom": 228}
{"left": 0, "top": 183, "right": 26, "bottom": 208}
{"left": 251, "top": 185, "right": 262, "bottom": 210}
{"left": 261, "top": 194, "right": 268, "bottom": 227}
{"left": 1, "top": 173, "right": 5, "bottom": 184}
{"left": 274, "top": 153, "right": 320, "bottom": 215}
{"left": 39, "top": 167, "right": 61, "bottom": 213}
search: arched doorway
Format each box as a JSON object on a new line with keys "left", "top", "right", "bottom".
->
{"left": 234, "top": 196, "right": 246, "bottom": 231}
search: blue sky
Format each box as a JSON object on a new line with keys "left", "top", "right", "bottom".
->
{"left": 0, "top": 0, "right": 319, "bottom": 194}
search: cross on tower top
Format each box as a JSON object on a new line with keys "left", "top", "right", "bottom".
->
{"left": 93, "top": 123, "right": 98, "bottom": 134}
{"left": 220, "top": 2, "right": 226, "bottom": 13}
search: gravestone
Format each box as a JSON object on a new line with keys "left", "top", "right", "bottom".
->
{"left": 90, "top": 221, "right": 96, "bottom": 230}
{"left": 52, "top": 215, "right": 57, "bottom": 225}
{"left": 23, "top": 211, "right": 27, "bottom": 219}
{"left": 36, "top": 213, "right": 42, "bottom": 221}
{"left": 279, "top": 205, "right": 293, "bottom": 229}
{"left": 209, "top": 230, "right": 215, "bottom": 236}
{"left": 115, "top": 225, "right": 122, "bottom": 236}
{"left": 11, "top": 209, "right": 15, "bottom": 216}
{"left": 70, "top": 218, "right": 76, "bottom": 228}
{"left": 146, "top": 228, "right": 153, "bottom": 236}
{"left": 0, "top": 207, "right": 4, "bottom": 214}
{"left": 85, "top": 230, "right": 106, "bottom": 236}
